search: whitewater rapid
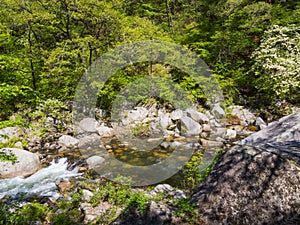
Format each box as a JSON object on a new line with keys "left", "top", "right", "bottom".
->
{"left": 0, "top": 158, "right": 82, "bottom": 200}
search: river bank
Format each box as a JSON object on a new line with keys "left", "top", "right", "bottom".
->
{"left": 0, "top": 103, "right": 299, "bottom": 224}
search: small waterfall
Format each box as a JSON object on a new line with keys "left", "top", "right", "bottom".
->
{"left": 0, "top": 158, "right": 82, "bottom": 200}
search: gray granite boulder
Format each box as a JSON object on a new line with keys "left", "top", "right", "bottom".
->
{"left": 58, "top": 135, "right": 79, "bottom": 146}
{"left": 240, "top": 113, "right": 300, "bottom": 146}
{"left": 180, "top": 116, "right": 202, "bottom": 136}
{"left": 0, "top": 148, "right": 41, "bottom": 178}
{"left": 186, "top": 108, "right": 209, "bottom": 124}
{"left": 79, "top": 118, "right": 98, "bottom": 133}
{"left": 192, "top": 145, "right": 300, "bottom": 225}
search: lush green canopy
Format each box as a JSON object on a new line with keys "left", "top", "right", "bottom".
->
{"left": 0, "top": 0, "right": 299, "bottom": 119}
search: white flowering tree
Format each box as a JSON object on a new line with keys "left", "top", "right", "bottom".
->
{"left": 251, "top": 24, "right": 300, "bottom": 101}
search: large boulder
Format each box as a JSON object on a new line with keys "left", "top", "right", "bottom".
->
{"left": 180, "top": 116, "right": 202, "bottom": 136}
{"left": 240, "top": 112, "right": 300, "bottom": 146}
{"left": 86, "top": 155, "right": 105, "bottom": 170}
{"left": 58, "top": 135, "right": 79, "bottom": 147}
{"left": 211, "top": 103, "right": 226, "bottom": 119}
{"left": 186, "top": 108, "right": 209, "bottom": 124}
{"left": 239, "top": 113, "right": 300, "bottom": 163}
{"left": 97, "top": 124, "right": 114, "bottom": 137}
{"left": 192, "top": 145, "right": 300, "bottom": 225}
{"left": 78, "top": 134, "right": 106, "bottom": 157}
{"left": 79, "top": 118, "right": 98, "bottom": 133}
{"left": 0, "top": 148, "right": 41, "bottom": 178}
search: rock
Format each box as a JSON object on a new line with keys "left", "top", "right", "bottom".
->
{"left": 211, "top": 127, "right": 227, "bottom": 139}
{"left": 170, "top": 190, "right": 187, "bottom": 200}
{"left": 210, "top": 119, "right": 222, "bottom": 128}
{"left": 58, "top": 135, "right": 79, "bottom": 146}
{"left": 202, "top": 124, "right": 211, "bottom": 132}
{"left": 180, "top": 116, "right": 202, "bottom": 136}
{"left": 186, "top": 108, "right": 209, "bottom": 124}
{"left": 147, "top": 201, "right": 173, "bottom": 225}
{"left": 169, "top": 141, "right": 182, "bottom": 149}
{"left": 200, "top": 131, "right": 209, "bottom": 138}
{"left": 0, "top": 127, "right": 19, "bottom": 143}
{"left": 259, "top": 141, "right": 300, "bottom": 164}
{"left": 97, "top": 125, "right": 114, "bottom": 137}
{"left": 79, "top": 118, "right": 98, "bottom": 133}
{"left": 167, "top": 124, "right": 177, "bottom": 130}
{"left": 78, "top": 134, "right": 102, "bottom": 156}
{"left": 227, "top": 125, "right": 244, "bottom": 133}
{"left": 192, "top": 145, "right": 300, "bottom": 225}
{"left": 230, "top": 105, "right": 256, "bottom": 126}
{"left": 159, "top": 113, "right": 171, "bottom": 130}
{"left": 131, "top": 107, "right": 148, "bottom": 121}
{"left": 86, "top": 155, "right": 105, "bottom": 170}
{"left": 201, "top": 139, "right": 223, "bottom": 149}
{"left": 160, "top": 142, "right": 169, "bottom": 149}
{"left": 14, "top": 141, "right": 23, "bottom": 148}
{"left": 0, "top": 148, "right": 41, "bottom": 178}
{"left": 82, "top": 189, "right": 94, "bottom": 202}
{"left": 55, "top": 180, "right": 74, "bottom": 195}
{"left": 239, "top": 113, "right": 300, "bottom": 146}
{"left": 255, "top": 117, "right": 267, "bottom": 130}
{"left": 170, "top": 109, "right": 183, "bottom": 121}
{"left": 225, "top": 129, "right": 237, "bottom": 140}
{"left": 81, "top": 202, "right": 112, "bottom": 224}
{"left": 215, "top": 136, "right": 225, "bottom": 142}
{"left": 153, "top": 184, "right": 173, "bottom": 193}
{"left": 211, "top": 103, "right": 226, "bottom": 119}
{"left": 122, "top": 107, "right": 149, "bottom": 125}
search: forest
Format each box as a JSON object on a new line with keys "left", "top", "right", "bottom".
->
{"left": 0, "top": 0, "right": 300, "bottom": 224}
{"left": 0, "top": 0, "right": 299, "bottom": 120}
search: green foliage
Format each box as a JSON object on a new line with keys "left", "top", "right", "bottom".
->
{"left": 50, "top": 209, "right": 82, "bottom": 225}
{"left": 90, "top": 181, "right": 150, "bottom": 213}
{"left": 126, "top": 191, "right": 150, "bottom": 213}
{"left": 0, "top": 0, "right": 299, "bottom": 117}
{"left": 180, "top": 149, "right": 224, "bottom": 192}
{"left": 173, "top": 198, "right": 202, "bottom": 224}
{"left": 0, "top": 84, "right": 37, "bottom": 120}
{"left": 0, "top": 149, "right": 17, "bottom": 163}
{"left": 250, "top": 24, "right": 300, "bottom": 103}
{"left": 50, "top": 192, "right": 82, "bottom": 224}
{"left": 131, "top": 123, "right": 151, "bottom": 137}
{"left": 0, "top": 114, "right": 29, "bottom": 129}
{"left": 29, "top": 99, "right": 72, "bottom": 134}
{"left": 180, "top": 151, "right": 203, "bottom": 191}
{"left": 32, "top": 99, "right": 70, "bottom": 121}
{"left": 0, "top": 0, "right": 170, "bottom": 114}
{"left": 17, "top": 203, "right": 49, "bottom": 223}
{"left": 0, "top": 202, "right": 48, "bottom": 225}
{"left": 90, "top": 182, "right": 130, "bottom": 206}
{"left": 0, "top": 136, "right": 21, "bottom": 150}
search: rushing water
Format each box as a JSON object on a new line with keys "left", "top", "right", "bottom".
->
{"left": 0, "top": 158, "right": 82, "bottom": 200}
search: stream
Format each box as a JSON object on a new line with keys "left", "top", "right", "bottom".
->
{"left": 0, "top": 158, "right": 82, "bottom": 201}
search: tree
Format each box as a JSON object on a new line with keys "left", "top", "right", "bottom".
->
{"left": 250, "top": 24, "right": 300, "bottom": 102}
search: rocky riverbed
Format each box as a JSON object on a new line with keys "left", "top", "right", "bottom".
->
{"left": 0, "top": 105, "right": 299, "bottom": 224}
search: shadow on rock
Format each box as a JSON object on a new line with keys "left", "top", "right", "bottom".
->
{"left": 191, "top": 145, "right": 300, "bottom": 225}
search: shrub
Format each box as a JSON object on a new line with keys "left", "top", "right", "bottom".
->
{"left": 250, "top": 24, "right": 300, "bottom": 103}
